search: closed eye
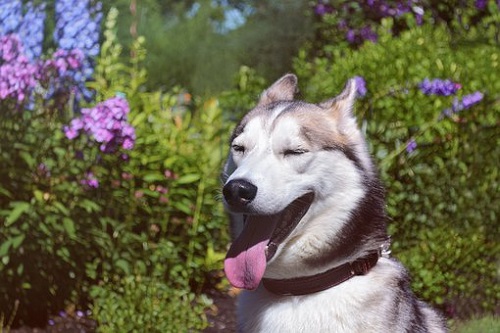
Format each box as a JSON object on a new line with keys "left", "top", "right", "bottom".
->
{"left": 232, "top": 144, "right": 246, "bottom": 154}
{"left": 283, "top": 148, "right": 308, "bottom": 156}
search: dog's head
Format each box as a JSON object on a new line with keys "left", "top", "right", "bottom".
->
{"left": 222, "top": 74, "right": 386, "bottom": 290}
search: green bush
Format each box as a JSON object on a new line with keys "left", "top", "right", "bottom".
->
{"left": 293, "top": 17, "right": 499, "bottom": 317}
{"left": 90, "top": 240, "right": 211, "bottom": 333}
{"left": 91, "top": 275, "right": 210, "bottom": 333}
{"left": 0, "top": 8, "right": 229, "bottom": 327}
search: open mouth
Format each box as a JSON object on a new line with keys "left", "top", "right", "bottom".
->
{"left": 224, "top": 192, "right": 315, "bottom": 290}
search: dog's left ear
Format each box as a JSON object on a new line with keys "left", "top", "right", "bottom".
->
{"left": 319, "top": 79, "right": 358, "bottom": 131}
{"left": 257, "top": 74, "right": 298, "bottom": 107}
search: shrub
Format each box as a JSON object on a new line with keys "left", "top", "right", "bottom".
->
{"left": 310, "top": 0, "right": 500, "bottom": 54}
{"left": 293, "top": 16, "right": 499, "bottom": 317}
{"left": 89, "top": 240, "right": 211, "bottom": 333}
{"left": 1, "top": 7, "right": 230, "bottom": 328}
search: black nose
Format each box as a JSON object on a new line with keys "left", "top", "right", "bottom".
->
{"left": 223, "top": 179, "right": 257, "bottom": 209}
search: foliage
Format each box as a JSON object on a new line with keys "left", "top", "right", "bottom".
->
{"left": 219, "top": 65, "right": 267, "bottom": 121}
{"left": 90, "top": 240, "right": 211, "bottom": 333}
{"left": 99, "top": 0, "right": 313, "bottom": 95}
{"left": 311, "top": 0, "right": 500, "bottom": 56}
{"left": 293, "top": 15, "right": 500, "bottom": 317}
{"left": 1, "top": 7, "right": 229, "bottom": 328}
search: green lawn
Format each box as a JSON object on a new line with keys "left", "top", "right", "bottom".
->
{"left": 451, "top": 316, "right": 500, "bottom": 333}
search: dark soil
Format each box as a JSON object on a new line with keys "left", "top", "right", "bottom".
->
{"left": 9, "top": 315, "right": 96, "bottom": 333}
{"left": 203, "top": 289, "right": 237, "bottom": 333}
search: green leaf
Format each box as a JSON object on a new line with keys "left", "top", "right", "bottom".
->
{"left": 63, "top": 218, "right": 77, "bottom": 239}
{"left": 19, "top": 151, "right": 36, "bottom": 168}
{"left": 11, "top": 234, "right": 25, "bottom": 249}
{"left": 0, "top": 186, "right": 12, "bottom": 198}
{"left": 176, "top": 174, "right": 200, "bottom": 184}
{"left": 33, "top": 190, "right": 44, "bottom": 202}
{"left": 5, "top": 202, "right": 30, "bottom": 227}
{"left": 115, "top": 259, "right": 131, "bottom": 275}
{"left": 0, "top": 239, "right": 12, "bottom": 257}
{"left": 143, "top": 173, "right": 165, "bottom": 182}
{"left": 79, "top": 199, "right": 102, "bottom": 213}
{"left": 53, "top": 201, "right": 70, "bottom": 216}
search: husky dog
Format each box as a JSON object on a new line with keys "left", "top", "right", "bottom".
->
{"left": 221, "top": 74, "right": 447, "bottom": 332}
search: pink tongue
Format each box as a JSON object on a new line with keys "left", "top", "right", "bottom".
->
{"left": 224, "top": 215, "right": 278, "bottom": 290}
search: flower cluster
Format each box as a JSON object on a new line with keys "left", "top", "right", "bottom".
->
{"left": 314, "top": 2, "right": 333, "bottom": 15}
{"left": 419, "top": 78, "right": 461, "bottom": 96}
{"left": 0, "top": 33, "right": 89, "bottom": 106}
{"left": 440, "top": 92, "right": 484, "bottom": 118}
{"left": 0, "top": 0, "right": 103, "bottom": 108}
{"left": 36, "top": 49, "right": 85, "bottom": 97}
{"left": 346, "top": 25, "right": 378, "bottom": 44}
{"left": 54, "top": 0, "right": 102, "bottom": 57}
{"left": 408, "top": 79, "right": 484, "bottom": 154}
{"left": 64, "top": 96, "right": 136, "bottom": 153}
{"left": 0, "top": 34, "right": 37, "bottom": 102}
{"left": 54, "top": 0, "right": 103, "bottom": 97}
{"left": 0, "top": 1, "right": 22, "bottom": 34}
{"left": 1, "top": 0, "right": 46, "bottom": 61}
{"left": 18, "top": 2, "right": 46, "bottom": 61}
{"left": 314, "top": 0, "right": 424, "bottom": 45}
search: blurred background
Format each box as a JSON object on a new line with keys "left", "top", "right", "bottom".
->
{"left": 0, "top": 0, "right": 499, "bottom": 332}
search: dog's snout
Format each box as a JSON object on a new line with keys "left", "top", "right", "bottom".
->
{"left": 223, "top": 179, "right": 257, "bottom": 208}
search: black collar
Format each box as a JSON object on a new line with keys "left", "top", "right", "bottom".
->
{"left": 262, "top": 252, "right": 380, "bottom": 296}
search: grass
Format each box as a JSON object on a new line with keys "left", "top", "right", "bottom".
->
{"left": 450, "top": 316, "right": 500, "bottom": 333}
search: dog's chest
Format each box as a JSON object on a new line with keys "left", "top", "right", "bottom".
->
{"left": 237, "top": 270, "right": 395, "bottom": 333}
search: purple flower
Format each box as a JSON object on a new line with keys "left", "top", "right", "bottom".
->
{"left": 54, "top": 0, "right": 103, "bottom": 104}
{"left": 419, "top": 78, "right": 461, "bottom": 96}
{"left": 360, "top": 26, "right": 378, "bottom": 43}
{"left": 461, "top": 91, "right": 484, "bottom": 109}
{"left": 314, "top": 3, "right": 333, "bottom": 16}
{"left": 0, "top": 35, "right": 37, "bottom": 103}
{"left": 346, "top": 29, "right": 356, "bottom": 43}
{"left": 64, "top": 126, "right": 79, "bottom": 140}
{"left": 440, "top": 91, "right": 484, "bottom": 119}
{"left": 122, "top": 138, "right": 134, "bottom": 150}
{"left": 406, "top": 139, "right": 417, "bottom": 154}
{"left": 81, "top": 172, "right": 99, "bottom": 188}
{"left": 353, "top": 76, "right": 367, "bottom": 97}
{"left": 475, "top": 0, "right": 488, "bottom": 10}
{"left": 0, "top": 34, "right": 23, "bottom": 62}
{"left": 64, "top": 96, "right": 136, "bottom": 153}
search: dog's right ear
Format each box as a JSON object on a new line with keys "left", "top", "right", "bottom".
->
{"left": 257, "top": 74, "right": 298, "bottom": 107}
{"left": 319, "top": 79, "right": 358, "bottom": 134}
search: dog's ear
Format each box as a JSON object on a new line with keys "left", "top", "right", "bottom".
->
{"left": 257, "top": 74, "right": 298, "bottom": 107}
{"left": 319, "top": 79, "right": 358, "bottom": 131}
